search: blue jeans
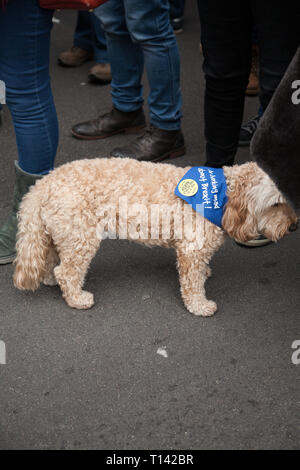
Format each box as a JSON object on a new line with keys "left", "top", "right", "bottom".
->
{"left": 169, "top": 0, "right": 185, "bottom": 19}
{"left": 95, "top": 0, "right": 182, "bottom": 130}
{"left": 74, "top": 11, "right": 108, "bottom": 64}
{"left": 0, "top": 0, "right": 58, "bottom": 175}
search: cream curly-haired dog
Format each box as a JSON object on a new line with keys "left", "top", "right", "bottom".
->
{"left": 13, "top": 158, "right": 297, "bottom": 316}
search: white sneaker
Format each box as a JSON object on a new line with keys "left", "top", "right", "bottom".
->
{"left": 235, "top": 235, "right": 272, "bottom": 247}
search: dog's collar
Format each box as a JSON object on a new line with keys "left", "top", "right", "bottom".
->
{"left": 174, "top": 167, "right": 228, "bottom": 228}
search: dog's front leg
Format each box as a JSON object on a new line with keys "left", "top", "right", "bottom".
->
{"left": 176, "top": 243, "right": 217, "bottom": 317}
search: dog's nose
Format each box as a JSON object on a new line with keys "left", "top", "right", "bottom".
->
{"left": 289, "top": 222, "right": 298, "bottom": 232}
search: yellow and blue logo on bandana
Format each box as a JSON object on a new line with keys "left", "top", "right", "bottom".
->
{"left": 175, "top": 167, "right": 228, "bottom": 228}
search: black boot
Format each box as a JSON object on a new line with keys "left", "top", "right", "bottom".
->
{"left": 71, "top": 106, "right": 146, "bottom": 140}
{"left": 110, "top": 126, "right": 186, "bottom": 162}
{"left": 0, "top": 162, "right": 43, "bottom": 265}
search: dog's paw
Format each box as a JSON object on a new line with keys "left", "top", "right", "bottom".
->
{"left": 66, "top": 291, "right": 94, "bottom": 310}
{"left": 186, "top": 298, "right": 217, "bottom": 317}
{"left": 43, "top": 273, "right": 58, "bottom": 286}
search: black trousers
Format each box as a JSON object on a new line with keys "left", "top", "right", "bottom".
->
{"left": 197, "top": 1, "right": 300, "bottom": 167}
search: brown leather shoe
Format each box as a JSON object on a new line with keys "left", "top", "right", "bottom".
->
{"left": 58, "top": 46, "right": 93, "bottom": 67}
{"left": 88, "top": 63, "right": 112, "bottom": 84}
{"left": 246, "top": 45, "right": 259, "bottom": 96}
{"left": 71, "top": 107, "right": 146, "bottom": 140}
{"left": 110, "top": 126, "right": 186, "bottom": 162}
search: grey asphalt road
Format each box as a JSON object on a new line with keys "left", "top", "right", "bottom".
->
{"left": 0, "top": 3, "right": 299, "bottom": 450}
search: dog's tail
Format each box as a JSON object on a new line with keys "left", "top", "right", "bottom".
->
{"left": 13, "top": 186, "right": 50, "bottom": 291}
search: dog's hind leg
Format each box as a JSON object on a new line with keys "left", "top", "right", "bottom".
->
{"left": 176, "top": 244, "right": 217, "bottom": 317}
{"left": 43, "top": 243, "right": 59, "bottom": 286}
{"left": 54, "top": 232, "right": 101, "bottom": 310}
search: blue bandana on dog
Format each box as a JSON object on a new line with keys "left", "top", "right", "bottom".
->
{"left": 174, "top": 167, "right": 228, "bottom": 228}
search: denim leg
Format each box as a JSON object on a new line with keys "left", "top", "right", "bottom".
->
{"left": 90, "top": 12, "right": 109, "bottom": 63}
{"left": 124, "top": 0, "right": 182, "bottom": 130}
{"left": 74, "top": 11, "right": 94, "bottom": 52}
{"left": 74, "top": 11, "right": 108, "bottom": 63}
{"left": 95, "top": 0, "right": 144, "bottom": 112}
{"left": 169, "top": 0, "right": 185, "bottom": 19}
{"left": 0, "top": 0, "right": 58, "bottom": 175}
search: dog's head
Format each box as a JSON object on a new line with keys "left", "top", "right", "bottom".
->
{"left": 222, "top": 163, "right": 298, "bottom": 243}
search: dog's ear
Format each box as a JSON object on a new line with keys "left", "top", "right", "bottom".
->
{"left": 222, "top": 179, "right": 257, "bottom": 242}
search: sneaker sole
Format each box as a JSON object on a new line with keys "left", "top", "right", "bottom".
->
{"left": 0, "top": 253, "right": 16, "bottom": 265}
{"left": 235, "top": 239, "right": 273, "bottom": 248}
{"left": 71, "top": 124, "right": 146, "bottom": 141}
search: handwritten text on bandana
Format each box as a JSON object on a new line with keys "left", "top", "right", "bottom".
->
{"left": 174, "top": 167, "right": 228, "bottom": 228}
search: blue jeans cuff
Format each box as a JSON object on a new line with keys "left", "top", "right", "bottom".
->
{"left": 73, "top": 38, "right": 93, "bottom": 52}
{"left": 112, "top": 99, "right": 144, "bottom": 113}
{"left": 150, "top": 118, "right": 181, "bottom": 131}
{"left": 93, "top": 51, "right": 109, "bottom": 63}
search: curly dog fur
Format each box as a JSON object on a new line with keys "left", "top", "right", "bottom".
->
{"left": 13, "top": 158, "right": 298, "bottom": 315}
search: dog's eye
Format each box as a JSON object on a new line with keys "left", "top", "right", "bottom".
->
{"left": 273, "top": 203, "right": 279, "bottom": 207}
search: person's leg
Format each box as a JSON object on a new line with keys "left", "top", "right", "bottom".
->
{"left": 245, "top": 25, "right": 259, "bottom": 97}
{"left": 169, "top": 0, "right": 185, "bottom": 33}
{"left": 0, "top": 0, "right": 58, "bottom": 174}
{"left": 124, "top": 0, "right": 182, "bottom": 131}
{"left": 90, "top": 12, "right": 109, "bottom": 64}
{"left": 58, "top": 11, "right": 94, "bottom": 66}
{"left": 253, "top": 0, "right": 300, "bottom": 112}
{"left": 109, "top": 0, "right": 184, "bottom": 162}
{"left": 71, "top": 0, "right": 146, "bottom": 140}
{"left": 169, "top": 0, "right": 185, "bottom": 19}
{"left": 87, "top": 12, "right": 112, "bottom": 83}
{"left": 74, "top": 11, "right": 94, "bottom": 51}
{"left": 95, "top": 0, "right": 144, "bottom": 111}
{"left": 239, "top": 25, "right": 260, "bottom": 148}
{"left": 239, "top": 3, "right": 300, "bottom": 148}
{"left": 0, "top": 0, "right": 58, "bottom": 263}
{"left": 198, "top": 1, "right": 252, "bottom": 167}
